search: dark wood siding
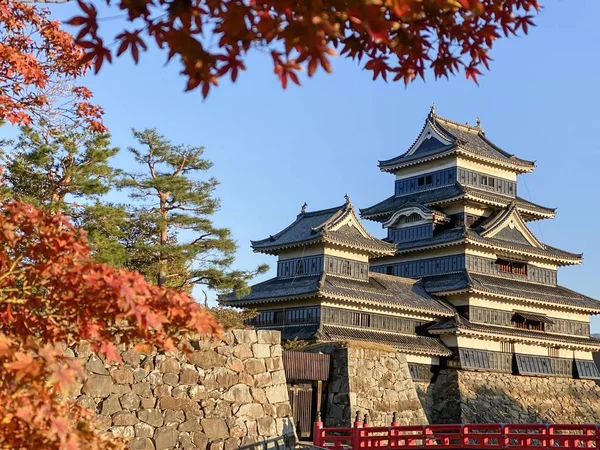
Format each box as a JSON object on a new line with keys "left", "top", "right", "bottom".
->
{"left": 278, "top": 256, "right": 324, "bottom": 278}
{"left": 321, "top": 306, "right": 424, "bottom": 335}
{"left": 388, "top": 224, "right": 433, "bottom": 243}
{"left": 372, "top": 254, "right": 465, "bottom": 278}
{"left": 283, "top": 351, "right": 330, "bottom": 381}
{"left": 324, "top": 256, "right": 369, "bottom": 281}
{"left": 408, "top": 363, "right": 432, "bottom": 381}
{"left": 466, "top": 255, "right": 557, "bottom": 285}
{"left": 575, "top": 360, "right": 600, "bottom": 379}
{"left": 457, "top": 167, "right": 516, "bottom": 196}
{"left": 395, "top": 168, "right": 456, "bottom": 196}
{"left": 468, "top": 306, "right": 590, "bottom": 337}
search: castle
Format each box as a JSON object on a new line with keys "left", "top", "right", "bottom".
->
{"left": 222, "top": 107, "right": 600, "bottom": 427}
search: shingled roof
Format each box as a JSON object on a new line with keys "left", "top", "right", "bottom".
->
{"left": 222, "top": 272, "right": 453, "bottom": 317}
{"left": 428, "top": 315, "right": 600, "bottom": 350}
{"left": 378, "top": 108, "right": 535, "bottom": 173}
{"left": 360, "top": 183, "right": 555, "bottom": 222}
{"left": 422, "top": 271, "right": 600, "bottom": 313}
{"left": 251, "top": 198, "right": 395, "bottom": 256}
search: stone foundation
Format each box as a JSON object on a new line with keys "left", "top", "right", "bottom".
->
{"left": 306, "top": 343, "right": 427, "bottom": 427}
{"left": 75, "top": 330, "right": 295, "bottom": 450}
{"left": 417, "top": 369, "right": 600, "bottom": 424}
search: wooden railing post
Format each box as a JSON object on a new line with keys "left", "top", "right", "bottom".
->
{"left": 352, "top": 411, "right": 362, "bottom": 450}
{"left": 363, "top": 414, "right": 371, "bottom": 448}
{"left": 390, "top": 412, "right": 399, "bottom": 448}
{"left": 313, "top": 412, "right": 324, "bottom": 447}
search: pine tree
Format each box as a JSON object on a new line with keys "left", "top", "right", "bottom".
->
{"left": 119, "top": 128, "right": 267, "bottom": 293}
{"left": 1, "top": 125, "right": 119, "bottom": 212}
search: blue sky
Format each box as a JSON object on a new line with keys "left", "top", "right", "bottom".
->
{"left": 45, "top": 2, "right": 600, "bottom": 330}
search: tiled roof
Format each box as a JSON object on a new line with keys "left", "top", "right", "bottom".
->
{"left": 428, "top": 315, "right": 600, "bottom": 349}
{"left": 222, "top": 272, "right": 453, "bottom": 316}
{"left": 360, "top": 183, "right": 554, "bottom": 222}
{"left": 378, "top": 111, "right": 535, "bottom": 173}
{"left": 316, "top": 324, "right": 452, "bottom": 356}
{"left": 251, "top": 201, "right": 395, "bottom": 255}
{"left": 422, "top": 271, "right": 600, "bottom": 312}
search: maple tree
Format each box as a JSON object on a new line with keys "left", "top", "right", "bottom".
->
{"left": 0, "top": 1, "right": 105, "bottom": 130}
{"left": 54, "top": 0, "right": 539, "bottom": 95}
{"left": 0, "top": 199, "right": 222, "bottom": 449}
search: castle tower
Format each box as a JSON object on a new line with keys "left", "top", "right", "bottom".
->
{"left": 361, "top": 107, "right": 600, "bottom": 379}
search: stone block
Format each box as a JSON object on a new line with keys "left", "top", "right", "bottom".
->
{"left": 232, "top": 329, "right": 257, "bottom": 344}
{"left": 189, "top": 350, "right": 226, "bottom": 369}
{"left": 160, "top": 357, "right": 180, "bottom": 374}
{"left": 262, "top": 403, "right": 276, "bottom": 417}
{"left": 180, "top": 365, "right": 199, "bottom": 385}
{"left": 128, "top": 437, "right": 155, "bottom": 450}
{"left": 245, "top": 420, "right": 258, "bottom": 436}
{"left": 236, "top": 403, "right": 265, "bottom": 420}
{"left": 244, "top": 358, "right": 266, "bottom": 375}
{"left": 165, "top": 410, "right": 186, "bottom": 424}
{"left": 133, "top": 368, "right": 149, "bottom": 383}
{"left": 179, "top": 418, "right": 201, "bottom": 432}
{"left": 252, "top": 343, "right": 271, "bottom": 359}
{"left": 160, "top": 396, "right": 198, "bottom": 411}
{"left": 138, "top": 409, "right": 164, "bottom": 427}
{"left": 172, "top": 385, "right": 189, "bottom": 399}
{"left": 276, "top": 403, "right": 292, "bottom": 418}
{"left": 155, "top": 384, "right": 172, "bottom": 397}
{"left": 257, "top": 330, "right": 280, "bottom": 345}
{"left": 189, "top": 385, "right": 208, "bottom": 401}
{"left": 154, "top": 426, "right": 179, "bottom": 450}
{"left": 270, "top": 345, "right": 282, "bottom": 357}
{"left": 111, "top": 426, "right": 135, "bottom": 439}
{"left": 226, "top": 357, "right": 244, "bottom": 373}
{"left": 83, "top": 374, "right": 112, "bottom": 398}
{"left": 254, "top": 372, "right": 272, "bottom": 388}
{"left": 238, "top": 373, "right": 254, "bottom": 387}
{"left": 257, "top": 416, "right": 277, "bottom": 436}
{"left": 135, "top": 422, "right": 155, "bottom": 438}
{"left": 76, "top": 395, "right": 96, "bottom": 410}
{"left": 111, "top": 368, "right": 134, "bottom": 384}
{"left": 209, "top": 440, "right": 224, "bottom": 450}
{"left": 271, "top": 370, "right": 286, "bottom": 385}
{"left": 265, "top": 384, "right": 288, "bottom": 404}
{"left": 201, "top": 418, "right": 229, "bottom": 439}
{"left": 224, "top": 437, "right": 241, "bottom": 450}
{"left": 141, "top": 397, "right": 156, "bottom": 409}
{"left": 86, "top": 355, "right": 108, "bottom": 375}
{"left": 132, "top": 382, "right": 153, "bottom": 398}
{"left": 193, "top": 432, "right": 209, "bottom": 450}
{"left": 163, "top": 373, "right": 179, "bottom": 387}
{"left": 265, "top": 357, "right": 283, "bottom": 372}
{"left": 251, "top": 387, "right": 267, "bottom": 404}
{"left": 112, "top": 384, "right": 132, "bottom": 395}
{"left": 233, "top": 344, "right": 253, "bottom": 360}
{"left": 223, "top": 383, "right": 253, "bottom": 404}
{"left": 113, "top": 412, "right": 139, "bottom": 426}
{"left": 101, "top": 394, "right": 122, "bottom": 416}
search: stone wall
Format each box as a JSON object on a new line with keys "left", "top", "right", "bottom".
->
{"left": 305, "top": 343, "right": 427, "bottom": 427}
{"left": 417, "top": 369, "right": 600, "bottom": 424}
{"left": 75, "top": 330, "right": 295, "bottom": 450}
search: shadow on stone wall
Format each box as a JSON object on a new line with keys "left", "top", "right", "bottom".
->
{"left": 239, "top": 432, "right": 296, "bottom": 450}
{"left": 462, "top": 385, "right": 544, "bottom": 423}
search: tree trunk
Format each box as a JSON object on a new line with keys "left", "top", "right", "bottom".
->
{"left": 158, "top": 194, "right": 168, "bottom": 286}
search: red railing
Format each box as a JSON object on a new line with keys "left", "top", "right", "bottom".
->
{"left": 313, "top": 413, "right": 600, "bottom": 449}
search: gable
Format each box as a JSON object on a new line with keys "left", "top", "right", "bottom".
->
{"left": 405, "top": 122, "right": 453, "bottom": 158}
{"left": 329, "top": 207, "right": 371, "bottom": 238}
{"left": 493, "top": 226, "right": 534, "bottom": 246}
{"left": 480, "top": 206, "right": 543, "bottom": 248}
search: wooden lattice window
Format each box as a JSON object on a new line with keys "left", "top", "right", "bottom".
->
{"left": 497, "top": 259, "right": 528, "bottom": 276}
{"left": 296, "top": 260, "right": 304, "bottom": 275}
{"left": 342, "top": 261, "right": 352, "bottom": 276}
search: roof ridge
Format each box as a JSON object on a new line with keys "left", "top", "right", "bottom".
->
{"left": 430, "top": 111, "right": 482, "bottom": 133}
{"left": 300, "top": 203, "right": 346, "bottom": 218}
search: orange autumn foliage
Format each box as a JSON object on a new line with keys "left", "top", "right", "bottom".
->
{"left": 0, "top": 1, "right": 104, "bottom": 131}
{"left": 0, "top": 200, "right": 222, "bottom": 449}
{"left": 63, "top": 0, "right": 539, "bottom": 95}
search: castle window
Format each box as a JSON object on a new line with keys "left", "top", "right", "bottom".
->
{"left": 480, "top": 176, "right": 488, "bottom": 186}
{"left": 418, "top": 176, "right": 425, "bottom": 187}
{"left": 296, "top": 260, "right": 304, "bottom": 275}
{"left": 352, "top": 312, "right": 371, "bottom": 327}
{"left": 548, "top": 347, "right": 559, "bottom": 358}
{"left": 512, "top": 311, "right": 552, "bottom": 332}
{"left": 425, "top": 175, "right": 432, "bottom": 185}
{"left": 497, "top": 259, "right": 527, "bottom": 276}
{"left": 342, "top": 261, "right": 352, "bottom": 276}
{"left": 386, "top": 266, "right": 394, "bottom": 275}
{"left": 488, "top": 178, "right": 495, "bottom": 188}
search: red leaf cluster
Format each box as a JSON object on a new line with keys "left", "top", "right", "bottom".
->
{"left": 0, "top": 201, "right": 222, "bottom": 449}
{"left": 62, "top": 0, "right": 539, "bottom": 95}
{"left": 0, "top": 1, "right": 105, "bottom": 131}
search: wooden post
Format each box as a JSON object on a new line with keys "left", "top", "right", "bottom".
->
{"left": 390, "top": 412, "right": 399, "bottom": 448}
{"left": 352, "top": 411, "right": 362, "bottom": 450}
{"left": 316, "top": 380, "right": 323, "bottom": 419}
